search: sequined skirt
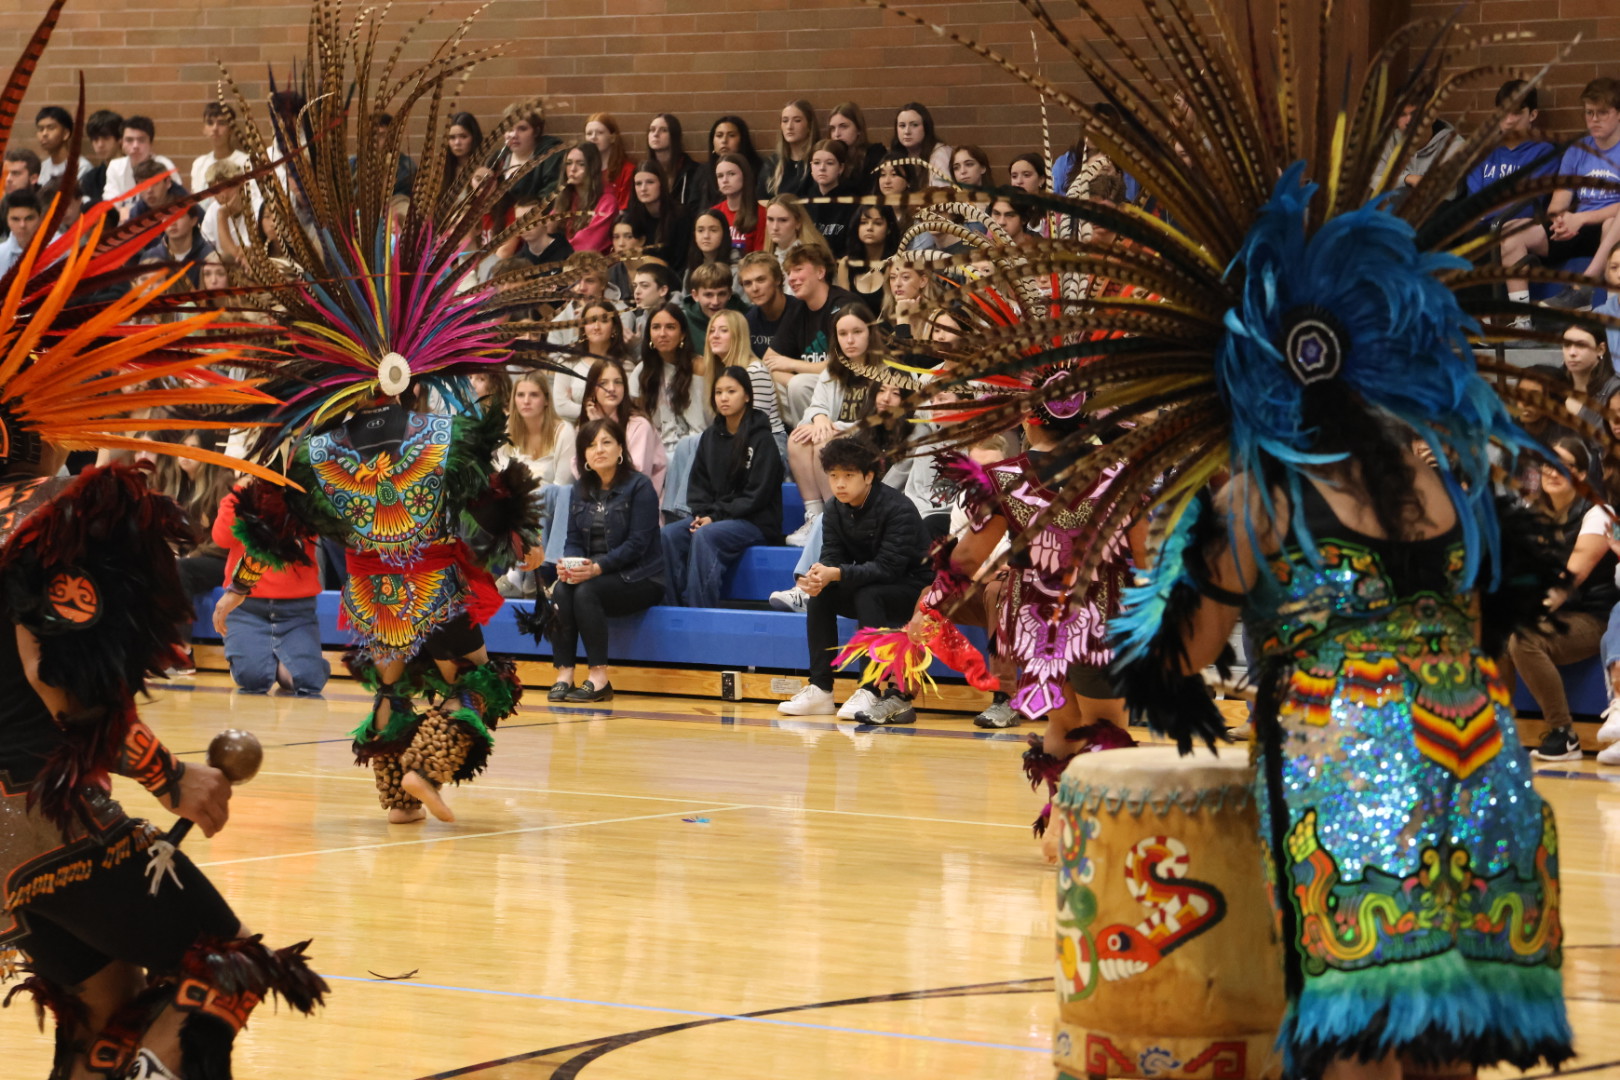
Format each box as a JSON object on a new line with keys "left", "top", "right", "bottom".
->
{"left": 1253, "top": 650, "right": 1571, "bottom": 1076}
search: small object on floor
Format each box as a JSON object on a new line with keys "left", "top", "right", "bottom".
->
{"left": 974, "top": 699, "right": 1019, "bottom": 729}
{"left": 838, "top": 687, "right": 879, "bottom": 720}
{"left": 784, "top": 514, "right": 819, "bottom": 547}
{"left": 367, "top": 969, "right": 420, "bottom": 980}
{"left": 1530, "top": 727, "right": 1583, "bottom": 762}
{"left": 565, "top": 680, "right": 613, "bottom": 703}
{"left": 856, "top": 693, "right": 916, "bottom": 725}
{"left": 547, "top": 681, "right": 572, "bottom": 702}
{"left": 681, "top": 817, "right": 710, "bottom": 824}
{"left": 777, "top": 684, "right": 835, "bottom": 715}
{"left": 769, "top": 585, "right": 808, "bottom": 613}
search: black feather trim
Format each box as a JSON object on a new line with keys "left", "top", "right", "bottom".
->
{"left": 462, "top": 459, "right": 543, "bottom": 568}
{"left": 1479, "top": 494, "right": 1571, "bottom": 658}
{"left": 228, "top": 481, "right": 315, "bottom": 569}
{"left": 513, "top": 592, "right": 557, "bottom": 645}
{"left": 0, "top": 464, "right": 194, "bottom": 832}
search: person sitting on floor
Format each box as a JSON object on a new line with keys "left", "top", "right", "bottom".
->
{"left": 660, "top": 365, "right": 785, "bottom": 607}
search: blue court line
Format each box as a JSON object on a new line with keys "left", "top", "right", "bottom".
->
{"left": 323, "top": 974, "right": 1049, "bottom": 1054}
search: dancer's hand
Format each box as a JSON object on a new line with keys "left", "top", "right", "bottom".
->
{"left": 212, "top": 590, "right": 246, "bottom": 636}
{"left": 168, "top": 762, "right": 232, "bottom": 837}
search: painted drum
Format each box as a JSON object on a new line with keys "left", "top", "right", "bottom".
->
{"left": 1053, "top": 745, "right": 1284, "bottom": 1080}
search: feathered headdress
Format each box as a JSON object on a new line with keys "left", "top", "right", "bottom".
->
{"left": 215, "top": 0, "right": 582, "bottom": 449}
{"left": 0, "top": 0, "right": 285, "bottom": 481}
{"left": 865, "top": 0, "right": 1610, "bottom": 650}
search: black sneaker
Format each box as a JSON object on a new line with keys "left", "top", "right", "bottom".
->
{"left": 1541, "top": 284, "right": 1595, "bottom": 311}
{"left": 1531, "top": 727, "right": 1583, "bottom": 762}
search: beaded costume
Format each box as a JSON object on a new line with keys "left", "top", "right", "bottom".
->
{"left": 868, "top": 0, "right": 1588, "bottom": 1073}
{"left": 0, "top": 5, "right": 324, "bottom": 1073}
{"left": 217, "top": 1, "right": 579, "bottom": 820}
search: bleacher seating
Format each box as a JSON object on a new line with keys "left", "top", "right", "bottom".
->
{"left": 1514, "top": 655, "right": 1609, "bottom": 719}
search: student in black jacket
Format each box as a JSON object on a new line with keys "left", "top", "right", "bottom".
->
{"left": 660, "top": 366, "right": 785, "bottom": 607}
{"left": 550, "top": 418, "right": 666, "bottom": 704}
{"left": 777, "top": 435, "right": 932, "bottom": 723}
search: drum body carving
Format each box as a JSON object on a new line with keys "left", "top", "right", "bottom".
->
{"left": 1053, "top": 746, "right": 1284, "bottom": 1080}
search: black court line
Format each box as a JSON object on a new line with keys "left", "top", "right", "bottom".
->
{"left": 412, "top": 977, "right": 1053, "bottom": 1080}
{"left": 1522, "top": 1058, "right": 1620, "bottom": 1079}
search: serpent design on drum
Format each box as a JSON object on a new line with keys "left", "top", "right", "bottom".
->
{"left": 1056, "top": 817, "right": 1226, "bottom": 1000}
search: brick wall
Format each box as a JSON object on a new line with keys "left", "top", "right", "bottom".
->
{"left": 0, "top": 0, "right": 1164, "bottom": 181}
{"left": 1408, "top": 0, "right": 1620, "bottom": 137}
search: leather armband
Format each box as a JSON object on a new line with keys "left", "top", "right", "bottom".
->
{"left": 117, "top": 721, "right": 186, "bottom": 806}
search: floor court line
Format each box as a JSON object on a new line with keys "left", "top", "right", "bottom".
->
{"left": 320, "top": 974, "right": 1051, "bottom": 1056}
{"left": 241, "top": 769, "right": 1032, "bottom": 830}
{"left": 193, "top": 805, "right": 749, "bottom": 867}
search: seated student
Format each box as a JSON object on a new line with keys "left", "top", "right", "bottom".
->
{"left": 191, "top": 101, "right": 251, "bottom": 202}
{"left": 142, "top": 201, "right": 214, "bottom": 287}
{"left": 704, "top": 307, "right": 786, "bottom": 461}
{"left": 202, "top": 159, "right": 254, "bottom": 259}
{"left": 659, "top": 366, "right": 785, "bottom": 607}
{"left": 549, "top": 418, "right": 666, "bottom": 703}
{"left": 512, "top": 194, "right": 574, "bottom": 268}
{"left": 785, "top": 303, "right": 881, "bottom": 545}
{"left": 104, "top": 115, "right": 178, "bottom": 217}
{"left": 0, "top": 190, "right": 42, "bottom": 276}
{"left": 761, "top": 244, "right": 857, "bottom": 427}
{"left": 549, "top": 253, "right": 614, "bottom": 420}
{"left": 802, "top": 139, "right": 856, "bottom": 257}
{"left": 683, "top": 208, "right": 733, "bottom": 294}
{"left": 495, "top": 371, "right": 576, "bottom": 597}
{"left": 681, "top": 259, "right": 745, "bottom": 342}
{"left": 628, "top": 259, "right": 678, "bottom": 346}
{"left": 564, "top": 355, "right": 668, "bottom": 496}
{"left": 79, "top": 108, "right": 124, "bottom": 208}
{"left": 625, "top": 163, "right": 693, "bottom": 273}
{"left": 1510, "top": 435, "right": 1619, "bottom": 762}
{"left": 35, "top": 105, "right": 90, "bottom": 188}
{"left": 3, "top": 148, "right": 40, "bottom": 195}
{"left": 607, "top": 218, "right": 644, "bottom": 300}
{"left": 740, "top": 251, "right": 799, "bottom": 359}
{"left": 211, "top": 483, "right": 331, "bottom": 696}
{"left": 777, "top": 436, "right": 932, "bottom": 721}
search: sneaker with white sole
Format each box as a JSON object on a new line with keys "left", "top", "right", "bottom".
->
{"left": 777, "top": 684, "right": 835, "bottom": 715}
{"left": 856, "top": 693, "right": 916, "bottom": 725}
{"left": 1598, "top": 741, "right": 1620, "bottom": 765}
{"left": 769, "top": 585, "right": 808, "bottom": 613}
{"left": 838, "top": 687, "right": 879, "bottom": 720}
{"left": 1530, "top": 727, "right": 1583, "bottom": 762}
{"left": 1597, "top": 699, "right": 1620, "bottom": 746}
{"left": 784, "top": 513, "right": 820, "bottom": 548}
{"left": 973, "top": 699, "right": 1019, "bottom": 729}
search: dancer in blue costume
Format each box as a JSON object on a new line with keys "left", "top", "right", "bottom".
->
{"left": 869, "top": 2, "right": 1596, "bottom": 1075}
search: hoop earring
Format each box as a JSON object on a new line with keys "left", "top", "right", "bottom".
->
{"left": 617, "top": 454, "right": 624, "bottom": 465}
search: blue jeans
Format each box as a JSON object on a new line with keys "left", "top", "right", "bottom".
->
{"left": 660, "top": 433, "right": 703, "bottom": 517}
{"left": 1602, "top": 604, "right": 1620, "bottom": 679}
{"left": 224, "top": 596, "right": 330, "bottom": 695}
{"left": 792, "top": 513, "right": 824, "bottom": 578}
{"left": 660, "top": 517, "right": 765, "bottom": 607}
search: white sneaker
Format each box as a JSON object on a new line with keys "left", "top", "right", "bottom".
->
{"left": 769, "top": 585, "right": 808, "bottom": 613}
{"left": 777, "top": 684, "right": 835, "bottom": 715}
{"left": 1597, "top": 698, "right": 1620, "bottom": 746}
{"left": 838, "top": 687, "right": 879, "bottom": 720}
{"left": 784, "top": 513, "right": 820, "bottom": 547}
{"left": 1598, "top": 741, "right": 1620, "bottom": 766}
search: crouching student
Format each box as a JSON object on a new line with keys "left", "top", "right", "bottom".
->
{"left": 660, "top": 366, "right": 785, "bottom": 607}
{"left": 211, "top": 483, "right": 331, "bottom": 695}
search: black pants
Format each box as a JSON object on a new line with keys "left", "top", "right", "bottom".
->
{"left": 16, "top": 841, "right": 239, "bottom": 986}
{"left": 552, "top": 574, "right": 663, "bottom": 668}
{"left": 807, "top": 581, "right": 920, "bottom": 690}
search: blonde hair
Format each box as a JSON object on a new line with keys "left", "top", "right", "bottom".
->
{"left": 507, "top": 370, "right": 561, "bottom": 461}
{"left": 763, "top": 193, "right": 832, "bottom": 261}
{"left": 701, "top": 308, "right": 757, "bottom": 371}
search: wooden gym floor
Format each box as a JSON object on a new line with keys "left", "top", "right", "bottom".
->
{"left": 4, "top": 671, "right": 1618, "bottom": 1079}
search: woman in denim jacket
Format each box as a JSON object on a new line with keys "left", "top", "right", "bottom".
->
{"left": 549, "top": 417, "right": 665, "bottom": 702}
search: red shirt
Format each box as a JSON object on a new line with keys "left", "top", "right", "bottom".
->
{"left": 712, "top": 198, "right": 766, "bottom": 254}
{"left": 604, "top": 159, "right": 636, "bottom": 212}
{"left": 212, "top": 491, "right": 323, "bottom": 600}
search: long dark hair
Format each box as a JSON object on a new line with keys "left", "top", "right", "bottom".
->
{"left": 708, "top": 114, "right": 764, "bottom": 174}
{"left": 712, "top": 364, "right": 760, "bottom": 490}
{"left": 1287, "top": 387, "right": 1425, "bottom": 541}
{"left": 444, "top": 111, "right": 484, "bottom": 185}
{"left": 582, "top": 356, "right": 647, "bottom": 424}
{"left": 625, "top": 165, "right": 682, "bottom": 249}
{"left": 890, "top": 102, "right": 941, "bottom": 162}
{"left": 827, "top": 301, "right": 879, "bottom": 389}
{"left": 649, "top": 113, "right": 692, "bottom": 177}
{"left": 846, "top": 203, "right": 900, "bottom": 263}
{"left": 637, "top": 302, "right": 697, "bottom": 416}
{"left": 1538, "top": 432, "right": 1593, "bottom": 521}
{"left": 574, "top": 416, "right": 638, "bottom": 489}
{"left": 856, "top": 380, "right": 916, "bottom": 462}
{"left": 828, "top": 102, "right": 870, "bottom": 185}
{"left": 714, "top": 152, "right": 760, "bottom": 234}
{"left": 553, "top": 140, "right": 605, "bottom": 225}
{"left": 689, "top": 208, "right": 730, "bottom": 269}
